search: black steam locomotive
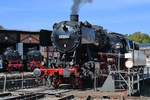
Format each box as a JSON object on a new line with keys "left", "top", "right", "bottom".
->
{"left": 35, "top": 15, "right": 146, "bottom": 88}
{"left": 25, "top": 49, "right": 44, "bottom": 71}
{"left": 0, "top": 47, "right": 44, "bottom": 72}
{"left": 0, "top": 47, "right": 23, "bottom": 71}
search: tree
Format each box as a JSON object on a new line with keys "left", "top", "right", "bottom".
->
{"left": 126, "top": 32, "right": 150, "bottom": 43}
{"left": 0, "top": 25, "right": 4, "bottom": 29}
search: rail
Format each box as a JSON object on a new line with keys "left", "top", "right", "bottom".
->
{"left": 0, "top": 93, "right": 45, "bottom": 100}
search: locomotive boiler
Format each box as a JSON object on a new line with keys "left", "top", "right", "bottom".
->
{"left": 34, "top": 15, "right": 146, "bottom": 88}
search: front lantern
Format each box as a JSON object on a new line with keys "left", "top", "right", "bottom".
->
{"left": 125, "top": 60, "right": 134, "bottom": 69}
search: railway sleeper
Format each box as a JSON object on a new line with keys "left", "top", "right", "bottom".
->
{"left": 3, "top": 93, "right": 45, "bottom": 100}
{"left": 0, "top": 92, "right": 11, "bottom": 97}
{"left": 58, "top": 95, "right": 74, "bottom": 100}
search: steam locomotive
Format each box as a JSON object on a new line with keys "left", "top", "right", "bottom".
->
{"left": 25, "top": 49, "right": 44, "bottom": 71}
{"left": 34, "top": 15, "right": 146, "bottom": 88}
{"left": 0, "top": 47, "right": 44, "bottom": 72}
{"left": 0, "top": 47, "right": 23, "bottom": 71}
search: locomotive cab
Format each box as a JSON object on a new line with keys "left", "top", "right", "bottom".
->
{"left": 125, "top": 39, "right": 146, "bottom": 67}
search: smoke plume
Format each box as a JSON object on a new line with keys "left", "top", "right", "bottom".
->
{"left": 71, "top": 0, "right": 92, "bottom": 14}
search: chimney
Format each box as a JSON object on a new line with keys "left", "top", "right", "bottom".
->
{"left": 70, "top": 14, "right": 79, "bottom": 22}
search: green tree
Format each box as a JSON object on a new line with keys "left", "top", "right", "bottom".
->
{"left": 0, "top": 25, "right": 4, "bottom": 29}
{"left": 126, "top": 32, "right": 150, "bottom": 43}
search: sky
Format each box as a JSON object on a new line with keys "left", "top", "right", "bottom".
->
{"left": 0, "top": 0, "right": 150, "bottom": 35}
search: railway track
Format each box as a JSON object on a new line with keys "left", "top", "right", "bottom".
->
{"left": 0, "top": 86, "right": 149, "bottom": 100}
{"left": 57, "top": 95, "right": 74, "bottom": 100}
{"left": 0, "top": 72, "right": 42, "bottom": 92}
{"left": 0, "top": 72, "right": 75, "bottom": 100}
{"left": 0, "top": 72, "right": 147, "bottom": 100}
{"left": 0, "top": 92, "right": 45, "bottom": 100}
{"left": 0, "top": 93, "right": 74, "bottom": 100}
{"left": 0, "top": 87, "right": 75, "bottom": 100}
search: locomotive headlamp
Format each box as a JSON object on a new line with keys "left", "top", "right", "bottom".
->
{"left": 29, "top": 37, "right": 32, "bottom": 41}
{"left": 115, "top": 43, "right": 121, "bottom": 49}
{"left": 125, "top": 60, "right": 134, "bottom": 69}
{"left": 4, "top": 36, "right": 8, "bottom": 40}
{"left": 70, "top": 61, "right": 73, "bottom": 66}
{"left": 41, "top": 61, "right": 44, "bottom": 65}
{"left": 33, "top": 68, "right": 41, "bottom": 77}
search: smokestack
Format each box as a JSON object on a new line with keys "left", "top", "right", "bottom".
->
{"left": 71, "top": 0, "right": 93, "bottom": 15}
{"left": 70, "top": 14, "right": 79, "bottom": 22}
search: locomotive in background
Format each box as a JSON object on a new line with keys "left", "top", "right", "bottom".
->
{"left": 34, "top": 14, "right": 146, "bottom": 88}
{"left": 0, "top": 47, "right": 44, "bottom": 72}
{"left": 0, "top": 29, "right": 46, "bottom": 72}
{"left": 25, "top": 48, "right": 44, "bottom": 71}
{"left": 0, "top": 47, "right": 23, "bottom": 71}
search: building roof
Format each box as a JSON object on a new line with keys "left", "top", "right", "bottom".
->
{"left": 0, "top": 29, "right": 40, "bottom": 34}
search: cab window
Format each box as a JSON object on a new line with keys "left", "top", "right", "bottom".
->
{"left": 129, "top": 40, "right": 133, "bottom": 49}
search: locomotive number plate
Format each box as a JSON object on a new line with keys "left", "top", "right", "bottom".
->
{"left": 59, "top": 35, "right": 70, "bottom": 39}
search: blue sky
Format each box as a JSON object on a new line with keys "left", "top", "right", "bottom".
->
{"left": 0, "top": 0, "right": 150, "bottom": 35}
